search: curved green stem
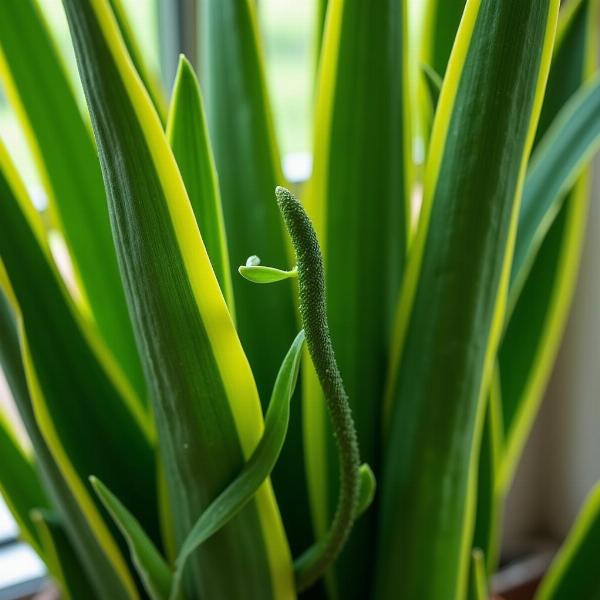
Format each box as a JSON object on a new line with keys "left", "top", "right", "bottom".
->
{"left": 275, "top": 186, "right": 361, "bottom": 592}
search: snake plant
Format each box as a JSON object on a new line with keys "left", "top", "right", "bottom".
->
{"left": 1, "top": 0, "right": 600, "bottom": 598}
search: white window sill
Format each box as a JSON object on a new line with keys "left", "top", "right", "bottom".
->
{"left": 0, "top": 501, "right": 46, "bottom": 600}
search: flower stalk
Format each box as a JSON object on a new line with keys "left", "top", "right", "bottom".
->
{"left": 275, "top": 186, "right": 361, "bottom": 592}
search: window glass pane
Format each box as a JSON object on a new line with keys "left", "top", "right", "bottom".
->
{"left": 259, "top": 0, "right": 315, "bottom": 156}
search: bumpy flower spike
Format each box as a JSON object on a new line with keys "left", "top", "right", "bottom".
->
{"left": 240, "top": 186, "right": 375, "bottom": 592}
{"left": 274, "top": 185, "right": 372, "bottom": 591}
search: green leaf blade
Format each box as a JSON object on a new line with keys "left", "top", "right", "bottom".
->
{"left": 536, "top": 483, "right": 600, "bottom": 600}
{"left": 499, "top": 0, "right": 599, "bottom": 491}
{"left": 91, "top": 478, "right": 172, "bottom": 600}
{"left": 239, "top": 264, "right": 298, "bottom": 284}
{"left": 167, "top": 56, "right": 234, "bottom": 311}
{"left": 0, "top": 289, "right": 140, "bottom": 599}
{"left": 304, "top": 0, "right": 412, "bottom": 594}
{"left": 511, "top": 76, "right": 600, "bottom": 302}
{"left": 199, "top": 0, "right": 296, "bottom": 400}
{"left": 0, "top": 0, "right": 146, "bottom": 403}
{"left": 0, "top": 292, "right": 49, "bottom": 561}
{"left": 0, "top": 416, "right": 48, "bottom": 557}
{"left": 468, "top": 549, "right": 488, "bottom": 600}
{"left": 171, "top": 330, "right": 305, "bottom": 600}
{"left": 32, "top": 510, "right": 99, "bottom": 600}
{"left": 199, "top": 0, "right": 307, "bottom": 558}
{"left": 60, "top": 1, "right": 295, "bottom": 597}
{"left": 379, "top": 2, "right": 559, "bottom": 598}
{"left": 472, "top": 367, "right": 504, "bottom": 574}
{"left": 534, "top": 0, "right": 597, "bottom": 146}
{"left": 0, "top": 143, "right": 157, "bottom": 600}
{"left": 1, "top": 292, "right": 130, "bottom": 597}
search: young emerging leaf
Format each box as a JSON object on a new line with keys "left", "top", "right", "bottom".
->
{"left": 91, "top": 478, "right": 172, "bottom": 600}
{"left": 167, "top": 56, "right": 234, "bottom": 311}
{"left": 239, "top": 255, "right": 298, "bottom": 284}
{"left": 171, "top": 330, "right": 305, "bottom": 600}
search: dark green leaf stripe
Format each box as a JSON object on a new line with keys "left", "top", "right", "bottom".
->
{"left": 32, "top": 510, "right": 99, "bottom": 600}
{"left": 60, "top": 1, "right": 294, "bottom": 598}
{"left": 199, "top": 0, "right": 306, "bottom": 558}
{"left": 0, "top": 0, "right": 146, "bottom": 403}
{"left": 0, "top": 288, "right": 143, "bottom": 599}
{"left": 0, "top": 414, "right": 47, "bottom": 556}
{"left": 536, "top": 483, "right": 600, "bottom": 599}
{"left": 498, "top": 0, "right": 598, "bottom": 490}
{"left": 379, "top": 2, "right": 558, "bottom": 599}
{"left": 422, "top": 0, "right": 467, "bottom": 76}
{"left": 167, "top": 56, "right": 234, "bottom": 311}
{"left": 304, "top": 1, "right": 411, "bottom": 595}
{"left": 0, "top": 143, "right": 158, "bottom": 599}
{"left": 472, "top": 367, "right": 503, "bottom": 575}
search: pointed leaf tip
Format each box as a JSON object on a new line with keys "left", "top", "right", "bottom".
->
{"left": 90, "top": 477, "right": 172, "bottom": 600}
{"left": 169, "top": 330, "right": 305, "bottom": 600}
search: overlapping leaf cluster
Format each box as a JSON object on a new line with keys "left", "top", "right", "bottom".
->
{"left": 0, "top": 0, "right": 599, "bottom": 599}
